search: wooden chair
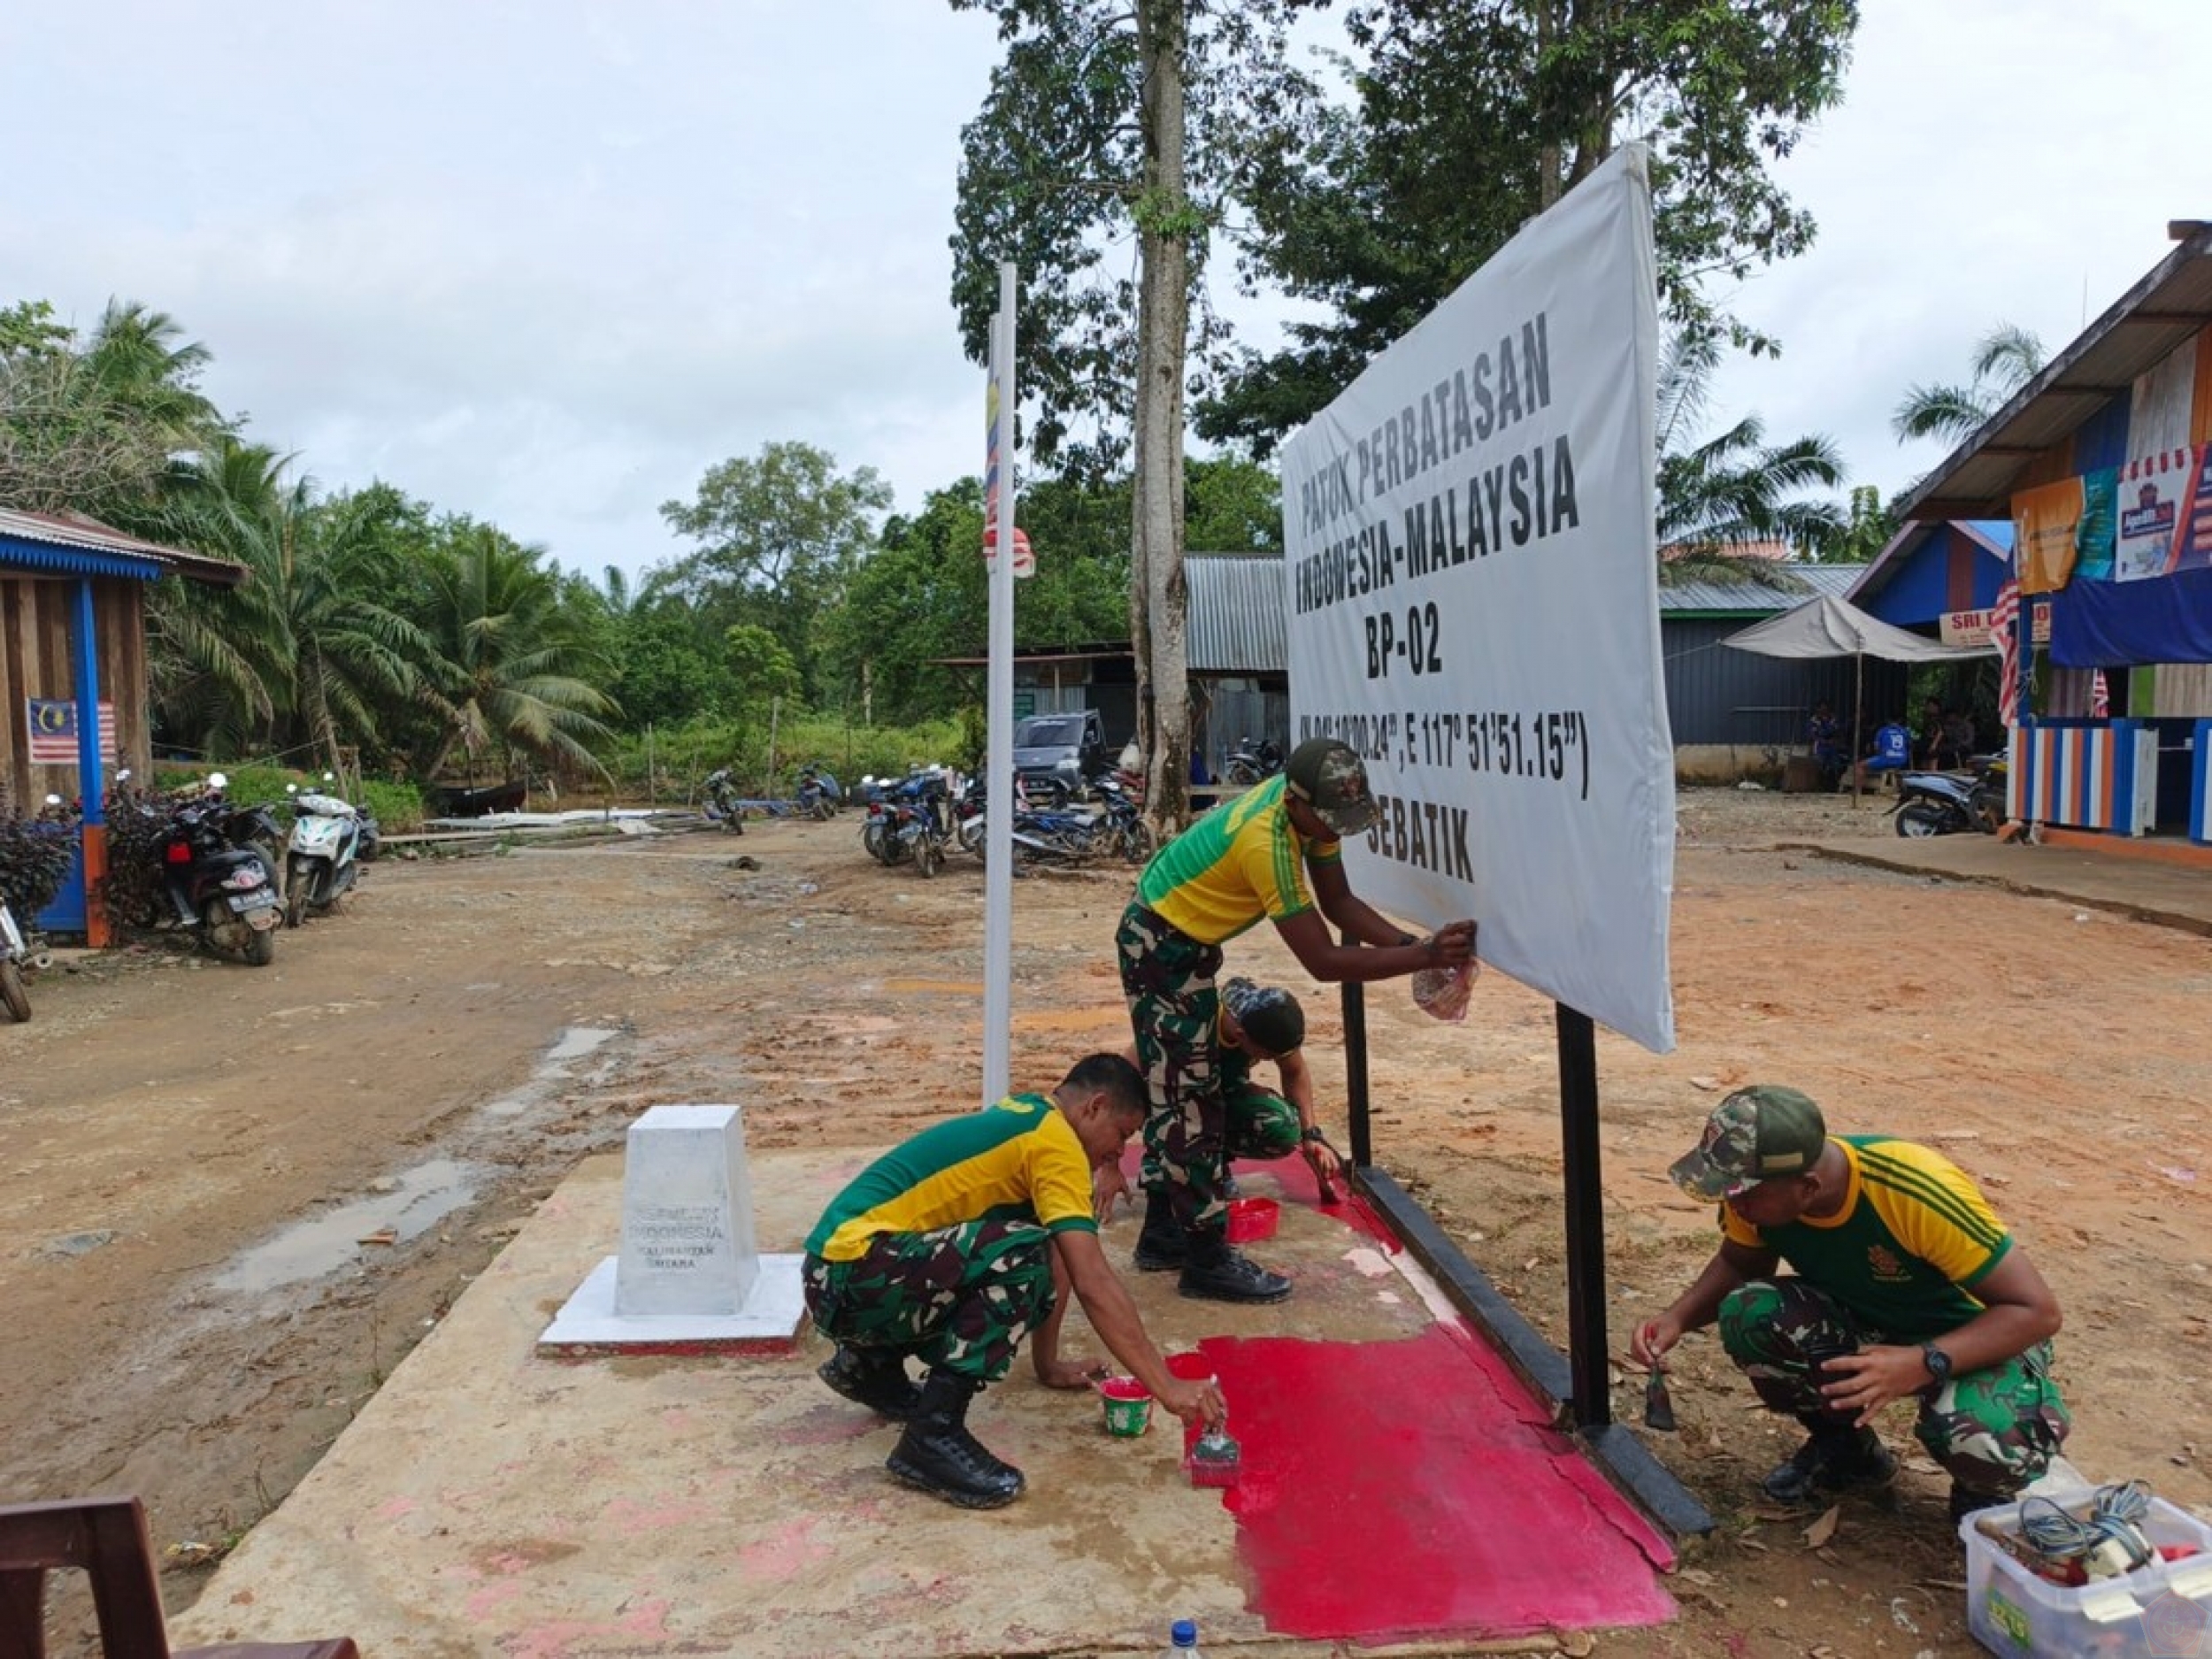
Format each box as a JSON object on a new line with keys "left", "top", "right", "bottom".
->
{"left": 0, "top": 1496, "right": 357, "bottom": 1659}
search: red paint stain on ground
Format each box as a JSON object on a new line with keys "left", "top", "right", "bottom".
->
{"left": 1183, "top": 1325, "right": 1676, "bottom": 1644}
{"left": 1110, "top": 1148, "right": 1402, "bottom": 1254}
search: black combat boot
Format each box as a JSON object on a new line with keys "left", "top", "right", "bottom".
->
{"left": 817, "top": 1344, "right": 924, "bottom": 1421}
{"left": 1179, "top": 1233, "right": 1292, "bottom": 1304}
{"left": 886, "top": 1371, "right": 1025, "bottom": 1509}
{"left": 1761, "top": 1422, "right": 1896, "bottom": 1505}
{"left": 1133, "top": 1195, "right": 1187, "bottom": 1272}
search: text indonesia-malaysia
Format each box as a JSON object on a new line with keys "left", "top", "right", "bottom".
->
{"left": 1293, "top": 309, "right": 1578, "bottom": 618}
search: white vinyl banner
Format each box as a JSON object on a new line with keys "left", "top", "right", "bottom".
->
{"left": 1281, "top": 145, "right": 1676, "bottom": 1053}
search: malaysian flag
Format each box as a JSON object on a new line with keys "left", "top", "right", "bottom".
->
{"left": 25, "top": 699, "right": 118, "bottom": 765}
{"left": 1990, "top": 580, "right": 2023, "bottom": 727}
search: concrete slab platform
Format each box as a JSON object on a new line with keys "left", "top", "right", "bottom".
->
{"left": 537, "top": 1253, "right": 809, "bottom": 1357}
{"left": 173, "top": 1146, "right": 1677, "bottom": 1658}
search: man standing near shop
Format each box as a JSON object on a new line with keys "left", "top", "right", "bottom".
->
{"left": 1632, "top": 1085, "right": 2070, "bottom": 1522}
{"left": 1118, "top": 737, "right": 1477, "bottom": 1305}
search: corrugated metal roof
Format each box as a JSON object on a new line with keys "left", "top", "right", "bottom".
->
{"left": 1185, "top": 553, "right": 1286, "bottom": 672}
{"left": 1656, "top": 563, "right": 1864, "bottom": 614}
{"left": 0, "top": 506, "right": 247, "bottom": 586}
{"left": 1895, "top": 227, "right": 2212, "bottom": 520}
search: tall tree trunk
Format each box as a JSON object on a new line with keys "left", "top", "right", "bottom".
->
{"left": 1133, "top": 0, "right": 1192, "bottom": 833}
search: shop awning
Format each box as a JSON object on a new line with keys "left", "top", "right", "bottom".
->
{"left": 1722, "top": 594, "right": 1991, "bottom": 663}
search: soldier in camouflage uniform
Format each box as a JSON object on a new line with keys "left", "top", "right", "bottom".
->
{"left": 1117, "top": 738, "right": 1477, "bottom": 1304}
{"left": 1633, "top": 1086, "right": 2070, "bottom": 1525}
{"left": 1100, "top": 977, "right": 1340, "bottom": 1220}
{"left": 803, "top": 1053, "right": 1225, "bottom": 1509}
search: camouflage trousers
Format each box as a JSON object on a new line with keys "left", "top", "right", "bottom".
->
{"left": 801, "top": 1218, "right": 1055, "bottom": 1385}
{"left": 1140, "top": 1081, "right": 1302, "bottom": 1192}
{"left": 1117, "top": 902, "right": 1231, "bottom": 1234}
{"left": 1718, "top": 1277, "right": 2071, "bottom": 1496}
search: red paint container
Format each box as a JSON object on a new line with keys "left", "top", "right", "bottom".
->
{"left": 1226, "top": 1196, "right": 1279, "bottom": 1243}
{"left": 1099, "top": 1376, "right": 1153, "bottom": 1437}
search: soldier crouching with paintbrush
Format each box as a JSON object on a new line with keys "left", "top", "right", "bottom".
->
{"left": 802, "top": 1052, "right": 1225, "bottom": 1509}
{"left": 1632, "top": 1085, "right": 2070, "bottom": 1525}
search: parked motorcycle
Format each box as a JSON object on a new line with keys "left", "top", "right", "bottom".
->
{"left": 283, "top": 773, "right": 375, "bottom": 926}
{"left": 160, "top": 773, "right": 282, "bottom": 964}
{"left": 1, "top": 895, "right": 34, "bottom": 1021}
{"left": 1222, "top": 735, "right": 1285, "bottom": 787}
{"left": 1891, "top": 755, "right": 2008, "bottom": 838}
{"left": 701, "top": 767, "right": 745, "bottom": 834}
{"left": 797, "top": 763, "right": 842, "bottom": 821}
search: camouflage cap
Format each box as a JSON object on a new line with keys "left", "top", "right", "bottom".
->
{"left": 1222, "top": 976, "right": 1305, "bottom": 1056}
{"left": 1284, "top": 738, "right": 1379, "bottom": 837}
{"left": 1667, "top": 1085, "right": 1828, "bottom": 1201}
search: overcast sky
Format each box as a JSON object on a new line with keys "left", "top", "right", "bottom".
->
{"left": 4, "top": 2, "right": 2207, "bottom": 582}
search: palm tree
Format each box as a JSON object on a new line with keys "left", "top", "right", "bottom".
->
{"left": 1892, "top": 324, "right": 2045, "bottom": 446}
{"left": 410, "top": 526, "right": 619, "bottom": 784}
{"left": 142, "top": 444, "right": 433, "bottom": 769}
{"left": 1656, "top": 334, "right": 1844, "bottom": 588}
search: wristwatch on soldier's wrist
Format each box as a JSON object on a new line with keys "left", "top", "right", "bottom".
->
{"left": 1919, "top": 1342, "right": 1954, "bottom": 1386}
{"left": 1300, "top": 1126, "right": 1328, "bottom": 1145}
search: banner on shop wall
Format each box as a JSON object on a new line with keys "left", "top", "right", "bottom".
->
{"left": 1279, "top": 143, "right": 1675, "bottom": 1054}
{"left": 2114, "top": 445, "right": 2212, "bottom": 581}
{"left": 2012, "top": 475, "right": 2085, "bottom": 594}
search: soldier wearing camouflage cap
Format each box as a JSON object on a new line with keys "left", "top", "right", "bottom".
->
{"left": 1102, "top": 977, "right": 1337, "bottom": 1223}
{"left": 1634, "top": 1085, "right": 2070, "bottom": 1525}
{"left": 1116, "top": 737, "right": 1477, "bottom": 1304}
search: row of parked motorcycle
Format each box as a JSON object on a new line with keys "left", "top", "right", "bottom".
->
{"left": 856, "top": 765, "right": 1154, "bottom": 878}
{"left": 0, "top": 769, "right": 382, "bottom": 1017}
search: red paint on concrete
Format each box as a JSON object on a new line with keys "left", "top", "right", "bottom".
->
{"left": 1110, "top": 1145, "right": 1403, "bottom": 1254}
{"left": 1182, "top": 1325, "right": 1677, "bottom": 1643}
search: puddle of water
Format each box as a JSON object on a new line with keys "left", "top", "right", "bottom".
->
{"left": 210, "top": 1025, "right": 626, "bottom": 1294}
{"left": 547, "top": 1025, "right": 618, "bottom": 1063}
{"left": 485, "top": 1025, "right": 620, "bottom": 1117}
{"left": 211, "top": 1157, "right": 480, "bottom": 1294}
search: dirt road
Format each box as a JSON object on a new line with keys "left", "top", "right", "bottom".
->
{"left": 4, "top": 794, "right": 2208, "bottom": 1655}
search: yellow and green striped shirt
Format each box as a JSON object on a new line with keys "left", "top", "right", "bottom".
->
{"left": 1135, "top": 774, "right": 1341, "bottom": 945}
{"left": 1721, "top": 1135, "right": 2011, "bottom": 1339}
{"left": 805, "top": 1094, "right": 1096, "bottom": 1263}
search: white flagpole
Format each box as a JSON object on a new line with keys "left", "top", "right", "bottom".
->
{"left": 981, "top": 263, "right": 1018, "bottom": 1108}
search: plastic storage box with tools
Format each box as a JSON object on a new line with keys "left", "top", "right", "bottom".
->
{"left": 1962, "top": 1490, "right": 2212, "bottom": 1655}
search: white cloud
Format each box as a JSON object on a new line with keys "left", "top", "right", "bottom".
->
{"left": 5, "top": 0, "right": 2208, "bottom": 582}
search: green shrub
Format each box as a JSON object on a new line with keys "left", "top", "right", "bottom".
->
{"left": 605, "top": 713, "right": 972, "bottom": 803}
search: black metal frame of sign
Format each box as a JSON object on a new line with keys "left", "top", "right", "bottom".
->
{"left": 1340, "top": 968, "right": 1714, "bottom": 1540}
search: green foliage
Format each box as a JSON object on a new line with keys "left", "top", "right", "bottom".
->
{"left": 1892, "top": 323, "right": 2045, "bottom": 446}
{"left": 0, "top": 806, "right": 77, "bottom": 922}
{"left": 656, "top": 441, "right": 892, "bottom": 703}
{"left": 1656, "top": 333, "right": 1842, "bottom": 587}
{"left": 148, "top": 763, "right": 425, "bottom": 833}
{"left": 1199, "top": 0, "right": 1863, "bottom": 454}
{"left": 1807, "top": 484, "right": 1896, "bottom": 565}
{"left": 603, "top": 713, "right": 970, "bottom": 804}
{"left": 0, "top": 297, "right": 228, "bottom": 517}
{"left": 947, "top": 0, "right": 1312, "bottom": 472}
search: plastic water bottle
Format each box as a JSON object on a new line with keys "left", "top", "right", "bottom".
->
{"left": 1164, "top": 1617, "right": 1201, "bottom": 1655}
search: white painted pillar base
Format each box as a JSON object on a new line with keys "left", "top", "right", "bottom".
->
{"left": 539, "top": 1104, "right": 808, "bottom": 1356}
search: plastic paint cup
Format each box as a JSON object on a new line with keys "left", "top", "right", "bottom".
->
{"left": 1225, "top": 1195, "right": 1279, "bottom": 1243}
{"left": 1100, "top": 1377, "right": 1153, "bottom": 1437}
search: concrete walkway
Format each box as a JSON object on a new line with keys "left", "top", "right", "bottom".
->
{"left": 1793, "top": 826, "right": 2212, "bottom": 937}
{"left": 173, "top": 1148, "right": 1673, "bottom": 1658}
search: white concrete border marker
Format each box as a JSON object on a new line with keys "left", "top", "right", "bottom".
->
{"left": 539, "top": 1104, "right": 807, "bottom": 1356}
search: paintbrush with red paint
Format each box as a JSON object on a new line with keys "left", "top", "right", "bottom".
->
{"left": 1188, "top": 1418, "right": 1241, "bottom": 1487}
